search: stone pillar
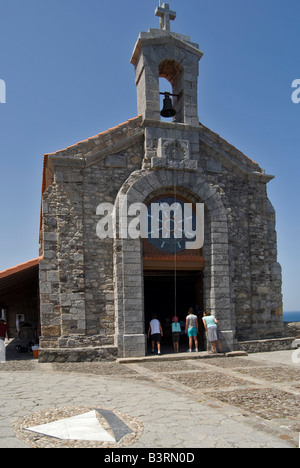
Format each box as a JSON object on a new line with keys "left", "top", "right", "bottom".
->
{"left": 114, "top": 237, "right": 147, "bottom": 358}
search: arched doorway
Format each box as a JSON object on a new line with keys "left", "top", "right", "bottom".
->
{"left": 142, "top": 193, "right": 205, "bottom": 351}
{"left": 113, "top": 169, "right": 237, "bottom": 358}
{"left": 144, "top": 271, "right": 205, "bottom": 352}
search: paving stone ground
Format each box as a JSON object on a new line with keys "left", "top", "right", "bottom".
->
{"left": 0, "top": 350, "right": 299, "bottom": 448}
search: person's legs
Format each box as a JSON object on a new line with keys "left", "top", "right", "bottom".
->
{"left": 193, "top": 336, "right": 198, "bottom": 351}
{"left": 155, "top": 334, "right": 161, "bottom": 354}
{"left": 172, "top": 335, "right": 176, "bottom": 353}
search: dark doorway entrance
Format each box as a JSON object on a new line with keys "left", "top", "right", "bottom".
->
{"left": 144, "top": 271, "right": 205, "bottom": 352}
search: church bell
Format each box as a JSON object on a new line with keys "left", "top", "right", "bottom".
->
{"left": 160, "top": 92, "right": 177, "bottom": 118}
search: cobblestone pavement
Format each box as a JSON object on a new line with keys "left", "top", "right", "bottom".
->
{"left": 0, "top": 350, "right": 299, "bottom": 448}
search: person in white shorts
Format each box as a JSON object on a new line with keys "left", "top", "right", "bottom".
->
{"left": 202, "top": 310, "right": 222, "bottom": 354}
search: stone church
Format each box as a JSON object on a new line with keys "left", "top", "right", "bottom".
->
{"left": 39, "top": 4, "right": 283, "bottom": 361}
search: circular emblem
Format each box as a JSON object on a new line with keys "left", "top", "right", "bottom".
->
{"left": 147, "top": 196, "right": 196, "bottom": 254}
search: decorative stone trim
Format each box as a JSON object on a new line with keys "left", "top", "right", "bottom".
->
{"left": 151, "top": 157, "right": 198, "bottom": 171}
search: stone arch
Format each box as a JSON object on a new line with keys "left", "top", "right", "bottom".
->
{"left": 159, "top": 59, "right": 183, "bottom": 85}
{"left": 113, "top": 169, "right": 237, "bottom": 358}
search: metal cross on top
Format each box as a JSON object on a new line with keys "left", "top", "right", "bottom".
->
{"left": 155, "top": 3, "right": 176, "bottom": 32}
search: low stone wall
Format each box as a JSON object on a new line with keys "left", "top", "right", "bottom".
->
{"left": 238, "top": 337, "right": 296, "bottom": 354}
{"left": 38, "top": 346, "right": 118, "bottom": 363}
{"left": 284, "top": 322, "right": 300, "bottom": 338}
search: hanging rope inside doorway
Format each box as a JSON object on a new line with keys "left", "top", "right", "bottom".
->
{"left": 172, "top": 123, "right": 178, "bottom": 319}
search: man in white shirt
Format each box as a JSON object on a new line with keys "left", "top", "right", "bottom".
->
{"left": 147, "top": 314, "right": 163, "bottom": 355}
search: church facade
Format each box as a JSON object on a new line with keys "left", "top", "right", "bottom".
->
{"left": 39, "top": 4, "right": 283, "bottom": 361}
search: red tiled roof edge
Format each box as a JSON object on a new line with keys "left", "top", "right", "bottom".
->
{"left": 0, "top": 257, "right": 43, "bottom": 280}
{"left": 44, "top": 116, "right": 143, "bottom": 158}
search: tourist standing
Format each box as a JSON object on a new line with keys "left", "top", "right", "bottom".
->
{"left": 0, "top": 319, "right": 8, "bottom": 363}
{"left": 185, "top": 307, "right": 199, "bottom": 352}
{"left": 171, "top": 316, "right": 181, "bottom": 353}
{"left": 202, "top": 310, "right": 222, "bottom": 353}
{"left": 0, "top": 319, "right": 8, "bottom": 342}
{"left": 148, "top": 314, "right": 163, "bottom": 355}
{"left": 16, "top": 314, "right": 23, "bottom": 338}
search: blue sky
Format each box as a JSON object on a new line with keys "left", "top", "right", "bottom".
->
{"left": 0, "top": 0, "right": 299, "bottom": 311}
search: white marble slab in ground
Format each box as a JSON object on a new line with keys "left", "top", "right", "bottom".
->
{"left": 25, "top": 410, "right": 116, "bottom": 442}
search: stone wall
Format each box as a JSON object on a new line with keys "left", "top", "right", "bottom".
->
{"left": 39, "top": 118, "right": 145, "bottom": 359}
{"left": 198, "top": 124, "right": 283, "bottom": 341}
{"left": 284, "top": 322, "right": 300, "bottom": 338}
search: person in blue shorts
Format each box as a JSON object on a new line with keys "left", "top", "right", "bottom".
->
{"left": 185, "top": 307, "right": 199, "bottom": 352}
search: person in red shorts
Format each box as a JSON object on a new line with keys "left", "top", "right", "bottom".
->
{"left": 0, "top": 319, "right": 8, "bottom": 341}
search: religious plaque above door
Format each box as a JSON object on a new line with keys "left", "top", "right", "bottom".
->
{"left": 151, "top": 138, "right": 198, "bottom": 171}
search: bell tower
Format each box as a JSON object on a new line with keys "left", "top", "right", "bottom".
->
{"left": 131, "top": 3, "right": 203, "bottom": 125}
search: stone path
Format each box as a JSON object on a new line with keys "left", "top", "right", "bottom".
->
{"left": 0, "top": 350, "right": 299, "bottom": 448}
